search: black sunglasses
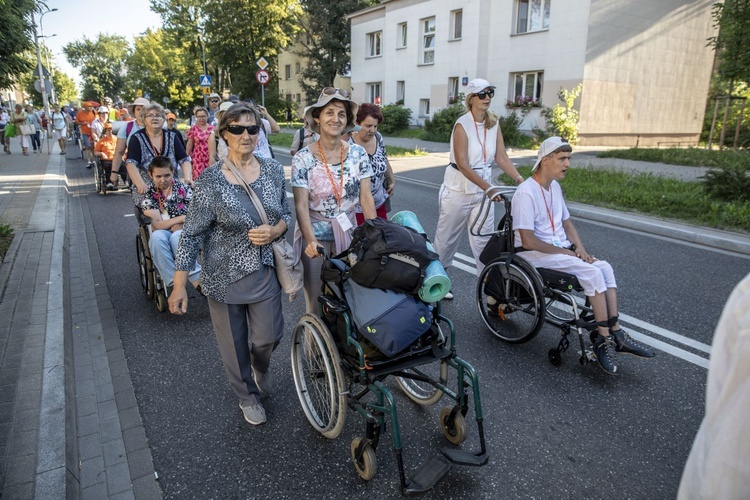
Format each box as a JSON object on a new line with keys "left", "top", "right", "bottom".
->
{"left": 210, "top": 99, "right": 220, "bottom": 103}
{"left": 475, "top": 89, "right": 495, "bottom": 100}
{"left": 320, "top": 87, "right": 351, "bottom": 99}
{"left": 225, "top": 124, "right": 260, "bottom": 136}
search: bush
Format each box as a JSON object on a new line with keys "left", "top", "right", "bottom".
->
{"left": 379, "top": 104, "right": 412, "bottom": 135}
{"left": 541, "top": 84, "right": 582, "bottom": 143}
{"left": 423, "top": 103, "right": 465, "bottom": 142}
{"left": 701, "top": 164, "right": 750, "bottom": 201}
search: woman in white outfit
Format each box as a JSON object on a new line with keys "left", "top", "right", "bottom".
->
{"left": 433, "top": 78, "right": 524, "bottom": 298}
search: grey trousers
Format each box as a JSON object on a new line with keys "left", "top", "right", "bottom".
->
{"left": 207, "top": 293, "right": 284, "bottom": 405}
{"left": 300, "top": 239, "right": 336, "bottom": 315}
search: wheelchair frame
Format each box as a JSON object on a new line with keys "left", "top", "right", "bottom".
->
{"left": 291, "top": 257, "right": 488, "bottom": 496}
{"left": 94, "top": 156, "right": 108, "bottom": 195}
{"left": 470, "top": 186, "right": 599, "bottom": 367}
{"left": 134, "top": 206, "right": 170, "bottom": 312}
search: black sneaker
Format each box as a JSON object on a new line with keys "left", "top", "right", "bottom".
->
{"left": 593, "top": 335, "right": 619, "bottom": 376}
{"left": 611, "top": 329, "right": 655, "bottom": 358}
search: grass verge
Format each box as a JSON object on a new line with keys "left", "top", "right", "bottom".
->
{"left": 597, "top": 147, "right": 749, "bottom": 168}
{"left": 499, "top": 166, "right": 750, "bottom": 233}
{"left": 0, "top": 224, "right": 14, "bottom": 264}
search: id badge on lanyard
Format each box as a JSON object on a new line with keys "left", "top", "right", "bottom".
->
{"left": 335, "top": 212, "right": 353, "bottom": 232}
{"left": 551, "top": 235, "right": 563, "bottom": 248}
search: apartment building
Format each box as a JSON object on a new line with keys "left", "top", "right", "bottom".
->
{"left": 349, "top": 0, "right": 718, "bottom": 146}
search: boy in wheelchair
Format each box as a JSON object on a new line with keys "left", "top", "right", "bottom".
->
{"left": 140, "top": 156, "right": 201, "bottom": 289}
{"left": 511, "top": 137, "right": 654, "bottom": 375}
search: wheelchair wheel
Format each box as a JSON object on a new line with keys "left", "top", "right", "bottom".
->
{"left": 156, "top": 292, "right": 168, "bottom": 313}
{"left": 476, "top": 255, "right": 546, "bottom": 343}
{"left": 350, "top": 437, "right": 377, "bottom": 481}
{"left": 94, "top": 163, "right": 103, "bottom": 193}
{"left": 136, "top": 233, "right": 155, "bottom": 299}
{"left": 395, "top": 360, "right": 448, "bottom": 406}
{"left": 439, "top": 407, "right": 467, "bottom": 445}
{"left": 291, "top": 314, "right": 347, "bottom": 439}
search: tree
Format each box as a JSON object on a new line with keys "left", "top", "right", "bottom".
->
{"left": 542, "top": 84, "right": 583, "bottom": 143}
{"left": 126, "top": 29, "right": 202, "bottom": 114}
{"left": 296, "top": 0, "right": 377, "bottom": 102}
{"left": 63, "top": 34, "right": 131, "bottom": 101}
{"left": 19, "top": 45, "right": 78, "bottom": 106}
{"left": 0, "top": 0, "right": 39, "bottom": 90}
{"left": 708, "top": 0, "right": 750, "bottom": 89}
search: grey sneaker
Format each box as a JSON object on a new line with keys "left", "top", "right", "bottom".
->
{"left": 443, "top": 291, "right": 454, "bottom": 300}
{"left": 252, "top": 367, "right": 272, "bottom": 395}
{"left": 611, "top": 329, "right": 655, "bottom": 358}
{"left": 239, "top": 400, "right": 266, "bottom": 425}
{"left": 593, "top": 335, "right": 619, "bottom": 376}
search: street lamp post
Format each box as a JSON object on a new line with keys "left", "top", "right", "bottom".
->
{"left": 34, "top": 7, "right": 57, "bottom": 154}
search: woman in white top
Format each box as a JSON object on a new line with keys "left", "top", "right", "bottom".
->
{"left": 51, "top": 104, "right": 68, "bottom": 155}
{"left": 433, "top": 78, "right": 524, "bottom": 296}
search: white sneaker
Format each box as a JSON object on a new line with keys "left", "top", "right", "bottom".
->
{"left": 253, "top": 367, "right": 272, "bottom": 395}
{"left": 443, "top": 291, "right": 454, "bottom": 300}
{"left": 239, "top": 400, "right": 266, "bottom": 425}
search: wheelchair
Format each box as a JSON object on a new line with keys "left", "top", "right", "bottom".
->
{"left": 134, "top": 206, "right": 170, "bottom": 312}
{"left": 471, "top": 186, "right": 599, "bottom": 367}
{"left": 93, "top": 157, "right": 108, "bottom": 195}
{"left": 291, "top": 255, "right": 489, "bottom": 496}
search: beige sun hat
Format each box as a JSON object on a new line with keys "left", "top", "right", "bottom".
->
{"left": 303, "top": 88, "right": 358, "bottom": 134}
{"left": 127, "top": 97, "right": 150, "bottom": 116}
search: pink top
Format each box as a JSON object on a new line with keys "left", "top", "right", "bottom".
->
{"left": 187, "top": 124, "right": 215, "bottom": 179}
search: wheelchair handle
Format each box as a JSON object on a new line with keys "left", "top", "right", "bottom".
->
{"left": 469, "top": 185, "right": 517, "bottom": 237}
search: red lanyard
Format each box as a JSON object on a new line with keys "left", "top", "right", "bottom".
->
{"left": 533, "top": 174, "right": 556, "bottom": 233}
{"left": 318, "top": 141, "right": 345, "bottom": 206}
{"left": 473, "top": 119, "right": 487, "bottom": 165}
{"left": 146, "top": 132, "right": 164, "bottom": 156}
{"left": 157, "top": 183, "right": 173, "bottom": 213}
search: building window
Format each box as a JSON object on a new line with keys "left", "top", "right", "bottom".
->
{"left": 448, "top": 77, "right": 459, "bottom": 104}
{"left": 421, "top": 17, "right": 435, "bottom": 65}
{"left": 296, "top": 93, "right": 301, "bottom": 103}
{"left": 397, "top": 22, "right": 407, "bottom": 48}
{"left": 516, "top": 0, "right": 550, "bottom": 34}
{"left": 285, "top": 64, "right": 291, "bottom": 80}
{"left": 285, "top": 94, "right": 292, "bottom": 103}
{"left": 419, "top": 98, "right": 430, "bottom": 117}
{"left": 295, "top": 62, "right": 301, "bottom": 74}
{"left": 367, "top": 31, "right": 382, "bottom": 58}
{"left": 450, "top": 10, "right": 462, "bottom": 40}
{"left": 396, "top": 81, "right": 405, "bottom": 104}
{"left": 367, "top": 83, "right": 382, "bottom": 105}
{"left": 510, "top": 71, "right": 544, "bottom": 106}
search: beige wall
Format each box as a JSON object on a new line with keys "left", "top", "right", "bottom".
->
{"left": 579, "top": 0, "right": 717, "bottom": 145}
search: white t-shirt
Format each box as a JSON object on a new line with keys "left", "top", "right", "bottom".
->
{"left": 511, "top": 178, "right": 572, "bottom": 249}
{"left": 254, "top": 118, "right": 274, "bottom": 158}
{"left": 52, "top": 112, "right": 67, "bottom": 130}
{"left": 117, "top": 121, "right": 142, "bottom": 143}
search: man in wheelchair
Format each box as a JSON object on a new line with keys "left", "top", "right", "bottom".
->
{"left": 511, "top": 137, "right": 654, "bottom": 375}
{"left": 140, "top": 156, "right": 201, "bottom": 289}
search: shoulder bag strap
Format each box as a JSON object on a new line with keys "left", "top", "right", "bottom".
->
{"left": 223, "top": 158, "right": 270, "bottom": 226}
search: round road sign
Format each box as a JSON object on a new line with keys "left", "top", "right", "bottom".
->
{"left": 256, "top": 70, "right": 270, "bottom": 86}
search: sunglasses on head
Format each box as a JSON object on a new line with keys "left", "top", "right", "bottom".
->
{"left": 475, "top": 89, "right": 495, "bottom": 100}
{"left": 225, "top": 124, "right": 260, "bottom": 136}
{"left": 320, "top": 87, "right": 350, "bottom": 99}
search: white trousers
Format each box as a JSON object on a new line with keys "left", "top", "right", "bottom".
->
{"left": 433, "top": 186, "right": 494, "bottom": 276}
{"left": 518, "top": 251, "right": 616, "bottom": 296}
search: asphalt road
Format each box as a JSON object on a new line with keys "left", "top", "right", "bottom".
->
{"left": 68, "top": 151, "right": 750, "bottom": 499}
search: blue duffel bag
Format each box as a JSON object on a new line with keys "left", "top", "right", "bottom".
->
{"left": 343, "top": 278, "right": 432, "bottom": 357}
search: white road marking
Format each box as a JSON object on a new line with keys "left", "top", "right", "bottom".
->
{"left": 452, "top": 251, "right": 711, "bottom": 369}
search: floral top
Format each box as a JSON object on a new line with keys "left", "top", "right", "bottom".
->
{"left": 140, "top": 178, "right": 192, "bottom": 219}
{"left": 349, "top": 131, "right": 389, "bottom": 212}
{"left": 187, "top": 124, "right": 215, "bottom": 179}
{"left": 126, "top": 129, "right": 191, "bottom": 186}
{"left": 291, "top": 143, "right": 373, "bottom": 241}
{"left": 175, "top": 156, "right": 292, "bottom": 303}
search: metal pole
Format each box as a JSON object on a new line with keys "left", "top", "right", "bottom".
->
{"left": 261, "top": 85, "right": 265, "bottom": 108}
{"left": 34, "top": 14, "right": 51, "bottom": 154}
{"left": 733, "top": 99, "right": 745, "bottom": 149}
{"left": 199, "top": 33, "right": 208, "bottom": 107}
{"left": 707, "top": 98, "right": 720, "bottom": 149}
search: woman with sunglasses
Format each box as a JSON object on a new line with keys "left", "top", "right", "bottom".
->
{"left": 292, "top": 87, "right": 376, "bottom": 314}
{"left": 434, "top": 78, "right": 525, "bottom": 299}
{"left": 125, "top": 102, "right": 193, "bottom": 207}
{"left": 186, "top": 105, "right": 216, "bottom": 179}
{"left": 170, "top": 103, "right": 291, "bottom": 427}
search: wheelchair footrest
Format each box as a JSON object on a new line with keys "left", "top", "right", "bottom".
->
{"left": 441, "top": 448, "right": 489, "bottom": 467}
{"left": 403, "top": 454, "right": 452, "bottom": 496}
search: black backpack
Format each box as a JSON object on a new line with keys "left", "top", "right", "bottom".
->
{"left": 346, "top": 218, "right": 438, "bottom": 295}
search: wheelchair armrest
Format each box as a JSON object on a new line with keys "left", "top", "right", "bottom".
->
{"left": 537, "top": 267, "right": 583, "bottom": 292}
{"left": 318, "top": 295, "right": 348, "bottom": 314}
{"left": 134, "top": 206, "right": 152, "bottom": 226}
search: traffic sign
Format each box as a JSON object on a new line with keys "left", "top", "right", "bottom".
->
{"left": 199, "top": 75, "right": 212, "bottom": 87}
{"left": 256, "top": 70, "right": 270, "bottom": 86}
{"left": 202, "top": 87, "right": 212, "bottom": 95}
{"left": 256, "top": 57, "right": 268, "bottom": 70}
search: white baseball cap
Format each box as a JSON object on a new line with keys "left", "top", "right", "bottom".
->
{"left": 465, "top": 78, "right": 495, "bottom": 95}
{"left": 533, "top": 136, "right": 572, "bottom": 172}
